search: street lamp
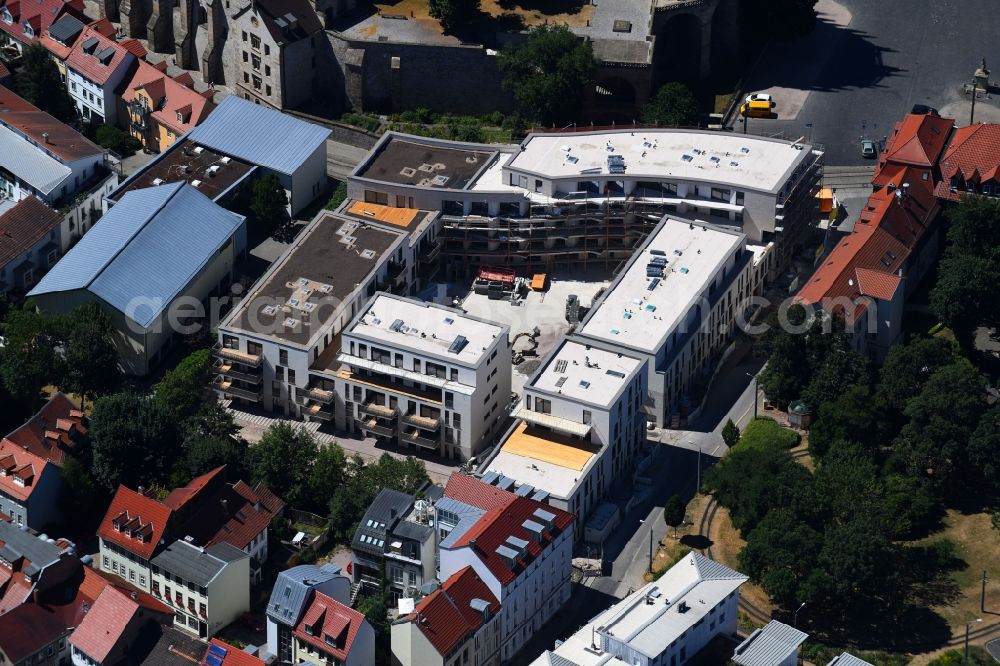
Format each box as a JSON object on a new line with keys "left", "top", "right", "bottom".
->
{"left": 746, "top": 372, "right": 759, "bottom": 420}
{"left": 694, "top": 441, "right": 703, "bottom": 494}
{"left": 965, "top": 618, "right": 982, "bottom": 664}
{"left": 793, "top": 602, "right": 806, "bottom": 629}
{"left": 639, "top": 519, "right": 654, "bottom": 573}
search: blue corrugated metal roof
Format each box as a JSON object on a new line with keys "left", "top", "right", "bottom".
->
{"left": 29, "top": 182, "right": 245, "bottom": 329}
{"left": 0, "top": 124, "right": 72, "bottom": 195}
{"left": 186, "top": 96, "right": 330, "bottom": 175}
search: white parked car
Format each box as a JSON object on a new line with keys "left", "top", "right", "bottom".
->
{"left": 745, "top": 93, "right": 773, "bottom": 104}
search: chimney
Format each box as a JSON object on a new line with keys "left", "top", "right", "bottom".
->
{"left": 42, "top": 132, "right": 49, "bottom": 144}
{"left": 220, "top": 498, "right": 228, "bottom": 513}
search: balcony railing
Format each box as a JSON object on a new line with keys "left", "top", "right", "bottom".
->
{"left": 303, "top": 402, "right": 333, "bottom": 421}
{"left": 360, "top": 418, "right": 396, "bottom": 437}
{"left": 402, "top": 413, "right": 441, "bottom": 431}
{"left": 359, "top": 402, "right": 397, "bottom": 418}
{"left": 299, "top": 385, "right": 335, "bottom": 404}
{"left": 400, "top": 429, "right": 439, "bottom": 449}
{"left": 213, "top": 343, "right": 262, "bottom": 368}
{"left": 214, "top": 359, "right": 263, "bottom": 384}
{"left": 419, "top": 241, "right": 442, "bottom": 263}
{"left": 212, "top": 376, "right": 262, "bottom": 402}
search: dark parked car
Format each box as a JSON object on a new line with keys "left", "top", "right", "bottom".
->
{"left": 911, "top": 104, "right": 939, "bottom": 116}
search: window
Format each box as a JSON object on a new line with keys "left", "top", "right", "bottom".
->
{"left": 139, "top": 575, "right": 145, "bottom": 586}
{"left": 71, "top": 81, "right": 77, "bottom": 91}
{"left": 275, "top": 366, "right": 284, "bottom": 381}
{"left": 129, "top": 570, "right": 136, "bottom": 581}
{"left": 582, "top": 410, "right": 592, "bottom": 424}
{"left": 252, "top": 75, "right": 262, "bottom": 91}
{"left": 445, "top": 392, "right": 454, "bottom": 409}
{"left": 710, "top": 187, "right": 731, "bottom": 202}
{"left": 279, "top": 349, "right": 288, "bottom": 364}
{"left": 265, "top": 64, "right": 271, "bottom": 76}
{"left": 250, "top": 33, "right": 261, "bottom": 50}
{"left": 391, "top": 568, "right": 403, "bottom": 585}
{"left": 102, "top": 555, "right": 109, "bottom": 567}
{"left": 242, "top": 30, "right": 247, "bottom": 41}
{"left": 242, "top": 50, "right": 248, "bottom": 62}
{"left": 266, "top": 85, "right": 272, "bottom": 96}
{"left": 450, "top": 368, "right": 458, "bottom": 381}
{"left": 453, "top": 414, "right": 461, "bottom": 428}
{"left": 243, "top": 72, "right": 249, "bottom": 83}
{"left": 264, "top": 44, "right": 270, "bottom": 55}
{"left": 252, "top": 54, "right": 261, "bottom": 70}
{"left": 287, "top": 369, "right": 296, "bottom": 383}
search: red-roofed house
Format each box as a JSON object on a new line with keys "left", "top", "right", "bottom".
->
{"left": 0, "top": 595, "right": 87, "bottom": 666}
{"left": 97, "top": 486, "right": 174, "bottom": 592}
{"left": 935, "top": 122, "right": 1000, "bottom": 202}
{"left": 439, "top": 489, "right": 573, "bottom": 664}
{"left": 1, "top": 393, "right": 87, "bottom": 466}
{"left": 68, "top": 586, "right": 170, "bottom": 666}
{"left": 0, "top": 0, "right": 85, "bottom": 55}
{"left": 120, "top": 59, "right": 214, "bottom": 153}
{"left": 443, "top": 473, "right": 518, "bottom": 513}
{"left": 391, "top": 566, "right": 500, "bottom": 666}
{"left": 880, "top": 113, "right": 954, "bottom": 169}
{"left": 0, "top": 196, "right": 64, "bottom": 298}
{"left": 291, "top": 592, "right": 374, "bottom": 666}
{"left": 202, "top": 639, "right": 267, "bottom": 666}
{"left": 65, "top": 25, "right": 137, "bottom": 124}
{"left": 97, "top": 467, "right": 284, "bottom": 591}
{"left": 0, "top": 439, "right": 62, "bottom": 529}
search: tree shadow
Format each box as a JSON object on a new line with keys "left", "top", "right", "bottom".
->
{"left": 496, "top": 0, "right": 586, "bottom": 15}
{"left": 680, "top": 534, "right": 713, "bottom": 550}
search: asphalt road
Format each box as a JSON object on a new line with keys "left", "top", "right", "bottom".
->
{"left": 740, "top": 0, "right": 1000, "bottom": 165}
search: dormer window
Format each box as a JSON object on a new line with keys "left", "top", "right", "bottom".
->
{"left": 304, "top": 623, "right": 317, "bottom": 637}
{"left": 12, "top": 476, "right": 24, "bottom": 487}
{"left": 22, "top": 21, "right": 33, "bottom": 37}
{"left": 324, "top": 634, "right": 338, "bottom": 648}
{"left": 1, "top": 8, "right": 12, "bottom": 24}
{"left": 177, "top": 111, "right": 183, "bottom": 122}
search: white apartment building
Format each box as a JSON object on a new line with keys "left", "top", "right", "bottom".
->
{"left": 335, "top": 293, "right": 511, "bottom": 461}
{"left": 531, "top": 552, "right": 748, "bottom": 666}
{"left": 481, "top": 339, "right": 646, "bottom": 534}
{"left": 348, "top": 129, "right": 822, "bottom": 274}
{"left": 150, "top": 540, "right": 251, "bottom": 639}
{"left": 438, "top": 481, "right": 575, "bottom": 664}
{"left": 574, "top": 216, "right": 771, "bottom": 427}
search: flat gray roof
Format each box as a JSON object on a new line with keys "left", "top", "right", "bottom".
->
{"left": 528, "top": 339, "right": 642, "bottom": 408}
{"left": 733, "top": 621, "right": 808, "bottom": 666}
{"left": 356, "top": 135, "right": 496, "bottom": 189}
{"left": 151, "top": 540, "right": 247, "bottom": 587}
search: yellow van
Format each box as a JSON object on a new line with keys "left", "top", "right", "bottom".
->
{"left": 740, "top": 100, "right": 774, "bottom": 118}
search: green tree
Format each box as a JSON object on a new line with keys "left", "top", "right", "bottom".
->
{"left": 304, "top": 444, "right": 347, "bottom": 515}
{"left": 807, "top": 385, "right": 885, "bottom": 458}
{"left": 57, "top": 455, "right": 100, "bottom": 529}
{"left": 245, "top": 423, "right": 318, "bottom": 507}
{"left": 738, "top": 508, "right": 820, "bottom": 607}
{"left": 15, "top": 44, "right": 78, "bottom": 122}
{"left": 967, "top": 406, "right": 1000, "bottom": 500}
{"left": 328, "top": 453, "right": 429, "bottom": 541}
{"left": 56, "top": 303, "right": 122, "bottom": 406}
{"left": 153, "top": 348, "right": 213, "bottom": 420}
{"left": 876, "top": 337, "right": 955, "bottom": 427}
{"left": 0, "top": 307, "right": 59, "bottom": 409}
{"left": 642, "top": 82, "right": 699, "bottom": 127}
{"left": 893, "top": 361, "right": 987, "bottom": 499}
{"left": 801, "top": 344, "right": 869, "bottom": 409}
{"left": 663, "top": 494, "right": 686, "bottom": 535}
{"left": 249, "top": 174, "right": 289, "bottom": 225}
{"left": 324, "top": 181, "right": 348, "bottom": 211}
{"left": 498, "top": 25, "right": 596, "bottom": 125}
{"left": 182, "top": 403, "right": 246, "bottom": 477}
{"left": 930, "top": 196, "right": 1000, "bottom": 347}
{"left": 815, "top": 516, "right": 899, "bottom": 616}
{"left": 90, "top": 392, "right": 180, "bottom": 490}
{"left": 428, "top": 0, "right": 480, "bottom": 33}
{"left": 721, "top": 418, "right": 740, "bottom": 449}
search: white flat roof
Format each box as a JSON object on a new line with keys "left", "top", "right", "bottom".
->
{"left": 469, "top": 153, "right": 521, "bottom": 192}
{"left": 579, "top": 218, "right": 743, "bottom": 354}
{"left": 539, "top": 553, "right": 747, "bottom": 664}
{"left": 507, "top": 130, "right": 812, "bottom": 193}
{"left": 529, "top": 339, "right": 642, "bottom": 408}
{"left": 350, "top": 294, "right": 506, "bottom": 366}
{"left": 485, "top": 449, "right": 586, "bottom": 500}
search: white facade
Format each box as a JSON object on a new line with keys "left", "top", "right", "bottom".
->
{"left": 439, "top": 511, "right": 574, "bottom": 663}
{"left": 99, "top": 537, "right": 153, "bottom": 592}
{"left": 66, "top": 56, "right": 135, "bottom": 126}
{"left": 483, "top": 339, "right": 646, "bottom": 533}
{"left": 531, "top": 552, "right": 748, "bottom": 666}
{"left": 335, "top": 293, "right": 511, "bottom": 461}
{"left": 0, "top": 124, "right": 104, "bottom": 207}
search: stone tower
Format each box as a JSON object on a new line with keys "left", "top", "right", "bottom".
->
{"left": 175, "top": 0, "right": 198, "bottom": 70}
{"left": 97, "top": 0, "right": 120, "bottom": 23}
{"left": 201, "top": 0, "right": 226, "bottom": 85}
{"left": 119, "top": 0, "right": 150, "bottom": 39}
{"left": 146, "top": 0, "right": 174, "bottom": 53}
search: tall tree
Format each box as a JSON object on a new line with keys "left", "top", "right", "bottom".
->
{"left": 245, "top": 423, "right": 318, "bottom": 507}
{"left": 498, "top": 25, "right": 596, "bottom": 125}
{"left": 153, "top": 348, "right": 213, "bottom": 421}
{"left": 642, "top": 82, "right": 700, "bottom": 127}
{"left": 56, "top": 303, "right": 121, "bottom": 406}
{"left": 663, "top": 494, "right": 686, "bottom": 536}
{"left": 721, "top": 418, "right": 741, "bottom": 449}
{"left": 738, "top": 508, "right": 820, "bottom": 607}
{"left": 89, "top": 392, "right": 180, "bottom": 490}
{"left": 182, "top": 403, "right": 246, "bottom": 477}
{"left": 249, "top": 174, "right": 289, "bottom": 226}
{"left": 807, "top": 385, "right": 885, "bottom": 459}
{"left": 15, "top": 44, "right": 78, "bottom": 122}
{"left": 876, "top": 337, "right": 955, "bottom": 419}
{"left": 428, "top": 0, "right": 480, "bottom": 33}
{"left": 0, "top": 307, "right": 59, "bottom": 409}
{"left": 967, "top": 406, "right": 1000, "bottom": 501}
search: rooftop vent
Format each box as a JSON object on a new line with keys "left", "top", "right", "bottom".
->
{"left": 448, "top": 335, "right": 468, "bottom": 354}
{"left": 389, "top": 319, "right": 404, "bottom": 332}
{"left": 191, "top": 180, "right": 202, "bottom": 188}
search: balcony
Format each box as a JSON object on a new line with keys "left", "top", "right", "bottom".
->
{"left": 213, "top": 343, "right": 262, "bottom": 368}
{"left": 303, "top": 402, "right": 333, "bottom": 421}
{"left": 359, "top": 401, "right": 396, "bottom": 418}
{"left": 298, "top": 385, "right": 335, "bottom": 404}
{"left": 360, "top": 418, "right": 396, "bottom": 437}
{"left": 387, "top": 260, "right": 407, "bottom": 285}
{"left": 400, "top": 429, "right": 439, "bottom": 450}
{"left": 419, "top": 241, "right": 441, "bottom": 263}
{"left": 214, "top": 358, "right": 262, "bottom": 384}
{"left": 402, "top": 413, "right": 441, "bottom": 431}
{"left": 212, "top": 376, "right": 262, "bottom": 402}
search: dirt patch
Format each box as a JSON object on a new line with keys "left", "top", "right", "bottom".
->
{"left": 372, "top": 0, "right": 592, "bottom": 29}
{"left": 792, "top": 439, "right": 815, "bottom": 471}
{"left": 708, "top": 503, "right": 774, "bottom": 616}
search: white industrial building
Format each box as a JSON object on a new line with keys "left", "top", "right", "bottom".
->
{"left": 335, "top": 293, "right": 511, "bottom": 461}
{"left": 530, "top": 552, "right": 748, "bottom": 666}
{"left": 732, "top": 620, "right": 808, "bottom": 666}
{"left": 481, "top": 339, "right": 646, "bottom": 535}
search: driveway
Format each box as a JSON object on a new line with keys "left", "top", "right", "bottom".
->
{"left": 739, "top": 0, "right": 1000, "bottom": 165}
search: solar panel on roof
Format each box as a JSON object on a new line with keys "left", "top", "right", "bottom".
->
{"left": 205, "top": 654, "right": 223, "bottom": 666}
{"left": 554, "top": 359, "right": 569, "bottom": 373}
{"left": 606, "top": 369, "right": 626, "bottom": 378}
{"left": 496, "top": 476, "right": 515, "bottom": 491}
{"left": 448, "top": 335, "right": 468, "bottom": 354}
{"left": 515, "top": 485, "right": 534, "bottom": 497}
{"left": 554, "top": 376, "right": 568, "bottom": 388}
{"left": 208, "top": 645, "right": 228, "bottom": 658}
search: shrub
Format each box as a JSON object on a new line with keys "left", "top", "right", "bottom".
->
{"left": 738, "top": 417, "right": 800, "bottom": 450}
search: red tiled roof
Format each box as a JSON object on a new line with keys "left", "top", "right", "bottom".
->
{"left": 449, "top": 495, "right": 573, "bottom": 586}
{"left": 84, "top": 566, "right": 173, "bottom": 615}
{"left": 406, "top": 566, "right": 499, "bottom": 657}
{"left": 0, "top": 0, "right": 85, "bottom": 47}
{"left": 0, "top": 599, "right": 83, "bottom": 662}
{"left": 203, "top": 639, "right": 266, "bottom": 666}
{"left": 175, "top": 477, "right": 284, "bottom": 552}
{"left": 0, "top": 196, "right": 63, "bottom": 268}
{"left": 293, "top": 592, "right": 367, "bottom": 661}
{"left": 444, "top": 473, "right": 517, "bottom": 511}
{"left": 122, "top": 60, "right": 215, "bottom": 137}
{"left": 1, "top": 393, "right": 85, "bottom": 466}
{"left": 0, "top": 86, "right": 102, "bottom": 162}
{"left": 0, "top": 441, "right": 49, "bottom": 501}
{"left": 65, "top": 25, "right": 135, "bottom": 86}
{"left": 164, "top": 466, "right": 225, "bottom": 512}
{"left": 120, "top": 38, "right": 146, "bottom": 57}
{"left": 854, "top": 267, "right": 902, "bottom": 301}
{"left": 881, "top": 113, "right": 954, "bottom": 168}
{"left": 934, "top": 123, "right": 1000, "bottom": 201}
{"left": 87, "top": 16, "right": 115, "bottom": 37}
{"left": 0, "top": 61, "right": 9, "bottom": 80}
{"left": 69, "top": 587, "right": 140, "bottom": 662}
{"left": 97, "top": 487, "right": 173, "bottom": 560}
